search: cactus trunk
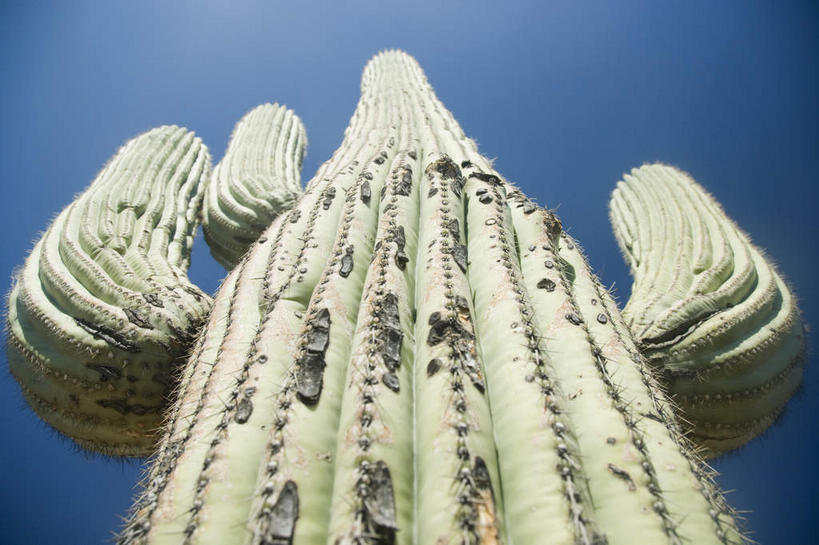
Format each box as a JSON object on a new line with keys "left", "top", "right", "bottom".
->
{"left": 114, "top": 52, "right": 744, "bottom": 544}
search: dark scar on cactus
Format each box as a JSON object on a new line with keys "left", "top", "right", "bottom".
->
{"left": 427, "top": 309, "right": 473, "bottom": 347}
{"left": 426, "top": 358, "right": 441, "bottom": 377}
{"left": 445, "top": 218, "right": 461, "bottom": 241}
{"left": 322, "top": 187, "right": 336, "bottom": 210}
{"left": 537, "top": 278, "right": 556, "bottom": 292}
{"left": 295, "top": 308, "right": 331, "bottom": 405}
{"left": 263, "top": 480, "right": 299, "bottom": 545}
{"left": 381, "top": 372, "right": 400, "bottom": 393}
{"left": 182, "top": 285, "right": 204, "bottom": 301}
{"left": 428, "top": 156, "right": 461, "bottom": 181}
{"left": 234, "top": 393, "right": 254, "bottom": 424}
{"left": 340, "top": 246, "right": 354, "bottom": 278}
{"left": 394, "top": 166, "right": 412, "bottom": 196}
{"left": 392, "top": 226, "right": 408, "bottom": 270}
{"left": 86, "top": 363, "right": 122, "bottom": 382}
{"left": 460, "top": 160, "right": 472, "bottom": 169}
{"left": 361, "top": 180, "right": 372, "bottom": 204}
{"left": 452, "top": 243, "right": 468, "bottom": 273}
{"left": 74, "top": 317, "right": 140, "bottom": 353}
{"left": 473, "top": 456, "right": 494, "bottom": 497}
{"left": 365, "top": 461, "right": 398, "bottom": 535}
{"left": 607, "top": 463, "right": 637, "bottom": 491}
{"left": 468, "top": 171, "right": 502, "bottom": 186}
{"left": 377, "top": 292, "right": 403, "bottom": 375}
{"left": 142, "top": 293, "right": 163, "bottom": 308}
{"left": 289, "top": 209, "right": 301, "bottom": 223}
{"left": 451, "top": 175, "right": 464, "bottom": 198}
{"left": 123, "top": 308, "right": 153, "bottom": 330}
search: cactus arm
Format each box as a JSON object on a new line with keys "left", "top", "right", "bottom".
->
{"left": 203, "top": 104, "right": 307, "bottom": 269}
{"left": 6, "top": 126, "right": 212, "bottom": 456}
{"left": 609, "top": 164, "right": 805, "bottom": 456}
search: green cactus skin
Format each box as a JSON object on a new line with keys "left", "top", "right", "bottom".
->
{"left": 610, "top": 163, "right": 805, "bottom": 458}
{"left": 203, "top": 103, "right": 307, "bottom": 269}
{"left": 118, "top": 52, "right": 744, "bottom": 545}
{"left": 5, "top": 126, "right": 213, "bottom": 456}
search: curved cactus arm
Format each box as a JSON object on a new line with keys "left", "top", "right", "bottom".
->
{"left": 118, "top": 52, "right": 746, "bottom": 545}
{"left": 203, "top": 103, "right": 307, "bottom": 269}
{"left": 610, "top": 163, "right": 805, "bottom": 457}
{"left": 6, "top": 126, "right": 212, "bottom": 456}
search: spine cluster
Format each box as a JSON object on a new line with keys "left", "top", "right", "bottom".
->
{"left": 609, "top": 164, "right": 805, "bottom": 456}
{"left": 117, "top": 52, "right": 746, "bottom": 545}
{"left": 203, "top": 103, "right": 307, "bottom": 269}
{"left": 6, "top": 126, "right": 212, "bottom": 456}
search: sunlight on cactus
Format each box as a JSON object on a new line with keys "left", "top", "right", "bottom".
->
{"left": 7, "top": 50, "right": 805, "bottom": 545}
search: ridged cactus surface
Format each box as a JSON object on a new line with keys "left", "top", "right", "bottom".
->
{"left": 119, "top": 52, "right": 743, "bottom": 545}
{"left": 5, "top": 126, "right": 213, "bottom": 456}
{"left": 610, "top": 164, "right": 805, "bottom": 457}
{"left": 203, "top": 104, "right": 307, "bottom": 269}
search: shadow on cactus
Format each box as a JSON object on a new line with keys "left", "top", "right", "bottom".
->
{"left": 6, "top": 51, "right": 804, "bottom": 544}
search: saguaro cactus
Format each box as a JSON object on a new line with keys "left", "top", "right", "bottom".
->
{"left": 203, "top": 103, "right": 307, "bottom": 269}
{"left": 118, "top": 51, "right": 745, "bottom": 545}
{"left": 6, "top": 126, "right": 212, "bottom": 456}
{"left": 610, "top": 164, "right": 805, "bottom": 457}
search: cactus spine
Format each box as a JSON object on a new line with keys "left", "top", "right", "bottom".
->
{"left": 203, "top": 104, "right": 307, "bottom": 269}
{"left": 117, "top": 52, "right": 744, "bottom": 545}
{"left": 5, "top": 126, "right": 212, "bottom": 456}
{"left": 610, "top": 164, "right": 805, "bottom": 457}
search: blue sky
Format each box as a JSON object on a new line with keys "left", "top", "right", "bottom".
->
{"left": 0, "top": 1, "right": 816, "bottom": 543}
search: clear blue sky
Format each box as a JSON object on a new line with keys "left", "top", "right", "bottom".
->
{"left": 1, "top": 1, "right": 816, "bottom": 544}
